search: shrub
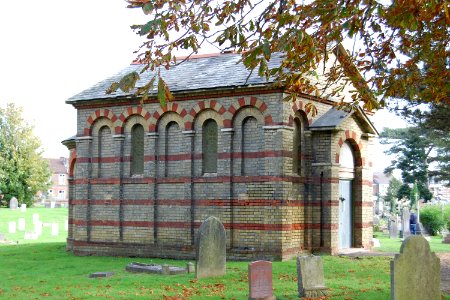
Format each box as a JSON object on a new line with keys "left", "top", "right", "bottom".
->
{"left": 420, "top": 204, "right": 450, "bottom": 235}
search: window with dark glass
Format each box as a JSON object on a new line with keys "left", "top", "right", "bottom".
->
{"left": 131, "top": 124, "right": 144, "bottom": 175}
{"left": 202, "top": 119, "right": 218, "bottom": 173}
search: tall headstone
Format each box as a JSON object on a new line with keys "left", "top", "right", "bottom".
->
{"left": 400, "top": 208, "right": 411, "bottom": 238}
{"left": 297, "top": 255, "right": 328, "bottom": 298}
{"left": 34, "top": 221, "right": 43, "bottom": 236}
{"left": 389, "top": 218, "right": 398, "bottom": 239}
{"left": 195, "top": 216, "right": 226, "bottom": 279}
{"left": 391, "top": 236, "right": 441, "bottom": 300}
{"left": 18, "top": 218, "right": 26, "bottom": 231}
{"left": 9, "top": 197, "right": 18, "bottom": 210}
{"left": 248, "top": 261, "right": 276, "bottom": 300}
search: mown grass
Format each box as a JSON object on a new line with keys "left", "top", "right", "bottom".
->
{"left": 0, "top": 207, "right": 67, "bottom": 244}
{"left": 374, "top": 231, "right": 450, "bottom": 253}
{"left": 0, "top": 243, "right": 392, "bottom": 299}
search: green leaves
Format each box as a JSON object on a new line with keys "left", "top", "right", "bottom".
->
{"left": 107, "top": 71, "right": 140, "bottom": 94}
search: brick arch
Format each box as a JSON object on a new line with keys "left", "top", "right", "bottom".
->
{"left": 290, "top": 99, "right": 313, "bottom": 126}
{"left": 116, "top": 106, "right": 152, "bottom": 134}
{"left": 335, "top": 130, "right": 364, "bottom": 167}
{"left": 84, "top": 109, "right": 118, "bottom": 136}
{"left": 227, "top": 96, "right": 273, "bottom": 128}
{"left": 68, "top": 150, "right": 77, "bottom": 178}
{"left": 148, "top": 103, "right": 187, "bottom": 132}
{"left": 186, "top": 100, "right": 227, "bottom": 130}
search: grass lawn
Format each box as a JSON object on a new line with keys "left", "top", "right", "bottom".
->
{"left": 0, "top": 208, "right": 448, "bottom": 299}
{"left": 374, "top": 231, "right": 450, "bottom": 253}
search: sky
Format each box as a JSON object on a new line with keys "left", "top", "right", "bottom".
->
{"left": 0, "top": 0, "right": 406, "bottom": 174}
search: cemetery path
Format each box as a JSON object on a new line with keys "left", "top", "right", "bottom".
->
{"left": 437, "top": 253, "right": 450, "bottom": 295}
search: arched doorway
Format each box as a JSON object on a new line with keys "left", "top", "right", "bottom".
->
{"left": 338, "top": 142, "right": 355, "bottom": 249}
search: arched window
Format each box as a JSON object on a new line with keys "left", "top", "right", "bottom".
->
{"left": 98, "top": 125, "right": 111, "bottom": 178}
{"left": 242, "top": 116, "right": 259, "bottom": 175}
{"left": 202, "top": 119, "right": 218, "bottom": 173}
{"left": 165, "top": 121, "right": 180, "bottom": 177}
{"left": 293, "top": 119, "right": 301, "bottom": 175}
{"left": 131, "top": 124, "right": 144, "bottom": 175}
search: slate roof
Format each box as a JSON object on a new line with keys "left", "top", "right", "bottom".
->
{"left": 67, "top": 52, "right": 284, "bottom": 103}
{"left": 310, "top": 106, "right": 379, "bottom": 135}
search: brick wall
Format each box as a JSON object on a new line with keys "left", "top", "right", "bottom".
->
{"left": 66, "top": 90, "right": 374, "bottom": 260}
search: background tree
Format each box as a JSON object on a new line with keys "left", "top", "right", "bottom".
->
{"left": 383, "top": 176, "right": 402, "bottom": 214}
{"left": 109, "top": 0, "right": 449, "bottom": 110}
{"left": 0, "top": 103, "right": 51, "bottom": 207}
{"left": 381, "top": 127, "right": 434, "bottom": 201}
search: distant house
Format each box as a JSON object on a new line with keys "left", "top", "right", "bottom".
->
{"left": 46, "top": 157, "right": 69, "bottom": 204}
{"left": 372, "top": 172, "right": 392, "bottom": 213}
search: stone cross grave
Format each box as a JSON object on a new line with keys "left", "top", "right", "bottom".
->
{"left": 195, "top": 216, "right": 226, "bottom": 279}
{"left": 389, "top": 217, "right": 398, "bottom": 239}
{"left": 297, "top": 255, "right": 328, "bottom": 298}
{"left": 390, "top": 236, "right": 441, "bottom": 300}
{"left": 400, "top": 208, "right": 411, "bottom": 238}
{"left": 248, "top": 261, "right": 276, "bottom": 300}
{"left": 9, "top": 197, "right": 18, "bottom": 210}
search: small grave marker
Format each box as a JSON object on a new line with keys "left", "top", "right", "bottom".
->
{"left": 34, "top": 221, "right": 43, "bottom": 236}
{"left": 126, "top": 262, "right": 187, "bottom": 275}
{"left": 18, "top": 218, "right": 26, "bottom": 231}
{"left": 32, "top": 214, "right": 40, "bottom": 224}
{"left": 20, "top": 203, "right": 27, "bottom": 212}
{"left": 24, "top": 232, "right": 38, "bottom": 240}
{"left": 51, "top": 223, "right": 59, "bottom": 236}
{"left": 64, "top": 219, "right": 69, "bottom": 231}
{"left": 297, "top": 255, "right": 328, "bottom": 298}
{"left": 50, "top": 201, "right": 56, "bottom": 209}
{"left": 195, "top": 216, "right": 226, "bottom": 279}
{"left": 0, "top": 233, "right": 6, "bottom": 241}
{"left": 391, "top": 236, "right": 440, "bottom": 300}
{"left": 89, "top": 272, "right": 114, "bottom": 278}
{"left": 248, "top": 261, "right": 276, "bottom": 300}
{"left": 9, "top": 197, "right": 18, "bottom": 210}
{"left": 8, "top": 221, "right": 16, "bottom": 233}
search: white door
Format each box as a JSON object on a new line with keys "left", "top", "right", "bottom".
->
{"left": 339, "top": 180, "right": 352, "bottom": 248}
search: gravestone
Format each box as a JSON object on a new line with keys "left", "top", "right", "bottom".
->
{"left": 34, "top": 221, "right": 43, "bottom": 236}
{"left": 297, "top": 255, "right": 328, "bottom": 298}
{"left": 443, "top": 233, "right": 450, "bottom": 244}
{"left": 187, "top": 262, "right": 195, "bottom": 273}
{"left": 64, "top": 219, "right": 69, "bottom": 231}
{"left": 24, "top": 232, "right": 38, "bottom": 240}
{"left": 9, "top": 197, "right": 18, "bottom": 210}
{"left": 20, "top": 203, "right": 27, "bottom": 212}
{"left": 126, "top": 262, "right": 187, "bottom": 275}
{"left": 8, "top": 221, "right": 16, "bottom": 233}
{"left": 389, "top": 218, "right": 398, "bottom": 239}
{"left": 248, "top": 261, "right": 276, "bottom": 300}
{"left": 391, "top": 236, "right": 440, "bottom": 300}
{"left": 195, "top": 216, "right": 226, "bottom": 279}
{"left": 50, "top": 201, "right": 56, "bottom": 209}
{"left": 400, "top": 208, "right": 411, "bottom": 238}
{"left": 0, "top": 233, "right": 6, "bottom": 241}
{"left": 51, "top": 223, "right": 59, "bottom": 236}
{"left": 32, "top": 214, "right": 40, "bottom": 224}
{"left": 18, "top": 218, "right": 26, "bottom": 231}
{"left": 89, "top": 272, "right": 114, "bottom": 278}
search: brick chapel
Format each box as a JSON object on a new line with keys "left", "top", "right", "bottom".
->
{"left": 63, "top": 46, "right": 378, "bottom": 260}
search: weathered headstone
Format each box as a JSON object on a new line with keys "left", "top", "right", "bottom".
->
{"left": 391, "top": 236, "right": 441, "bottom": 300}
{"left": 400, "top": 208, "right": 411, "bottom": 238}
{"left": 248, "top": 261, "right": 276, "bottom": 300}
{"left": 389, "top": 218, "right": 398, "bottom": 239}
{"left": 64, "top": 219, "right": 69, "bottom": 231}
{"left": 9, "top": 197, "right": 18, "bottom": 210}
{"left": 0, "top": 233, "right": 6, "bottom": 241}
{"left": 18, "top": 218, "right": 26, "bottom": 231}
{"left": 20, "top": 203, "right": 26, "bottom": 212}
{"left": 8, "top": 221, "right": 16, "bottom": 233}
{"left": 372, "top": 238, "right": 381, "bottom": 248}
{"left": 125, "top": 262, "right": 187, "bottom": 275}
{"left": 51, "top": 223, "right": 59, "bottom": 236}
{"left": 297, "top": 255, "right": 328, "bottom": 298}
{"left": 187, "top": 262, "right": 195, "bottom": 273}
{"left": 50, "top": 201, "right": 56, "bottom": 209}
{"left": 195, "top": 216, "right": 226, "bottom": 279}
{"left": 443, "top": 233, "right": 450, "bottom": 244}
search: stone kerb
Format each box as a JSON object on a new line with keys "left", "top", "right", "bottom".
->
{"left": 297, "top": 255, "right": 328, "bottom": 298}
{"left": 248, "top": 260, "right": 276, "bottom": 300}
{"left": 390, "top": 236, "right": 441, "bottom": 300}
{"left": 195, "top": 216, "right": 226, "bottom": 279}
